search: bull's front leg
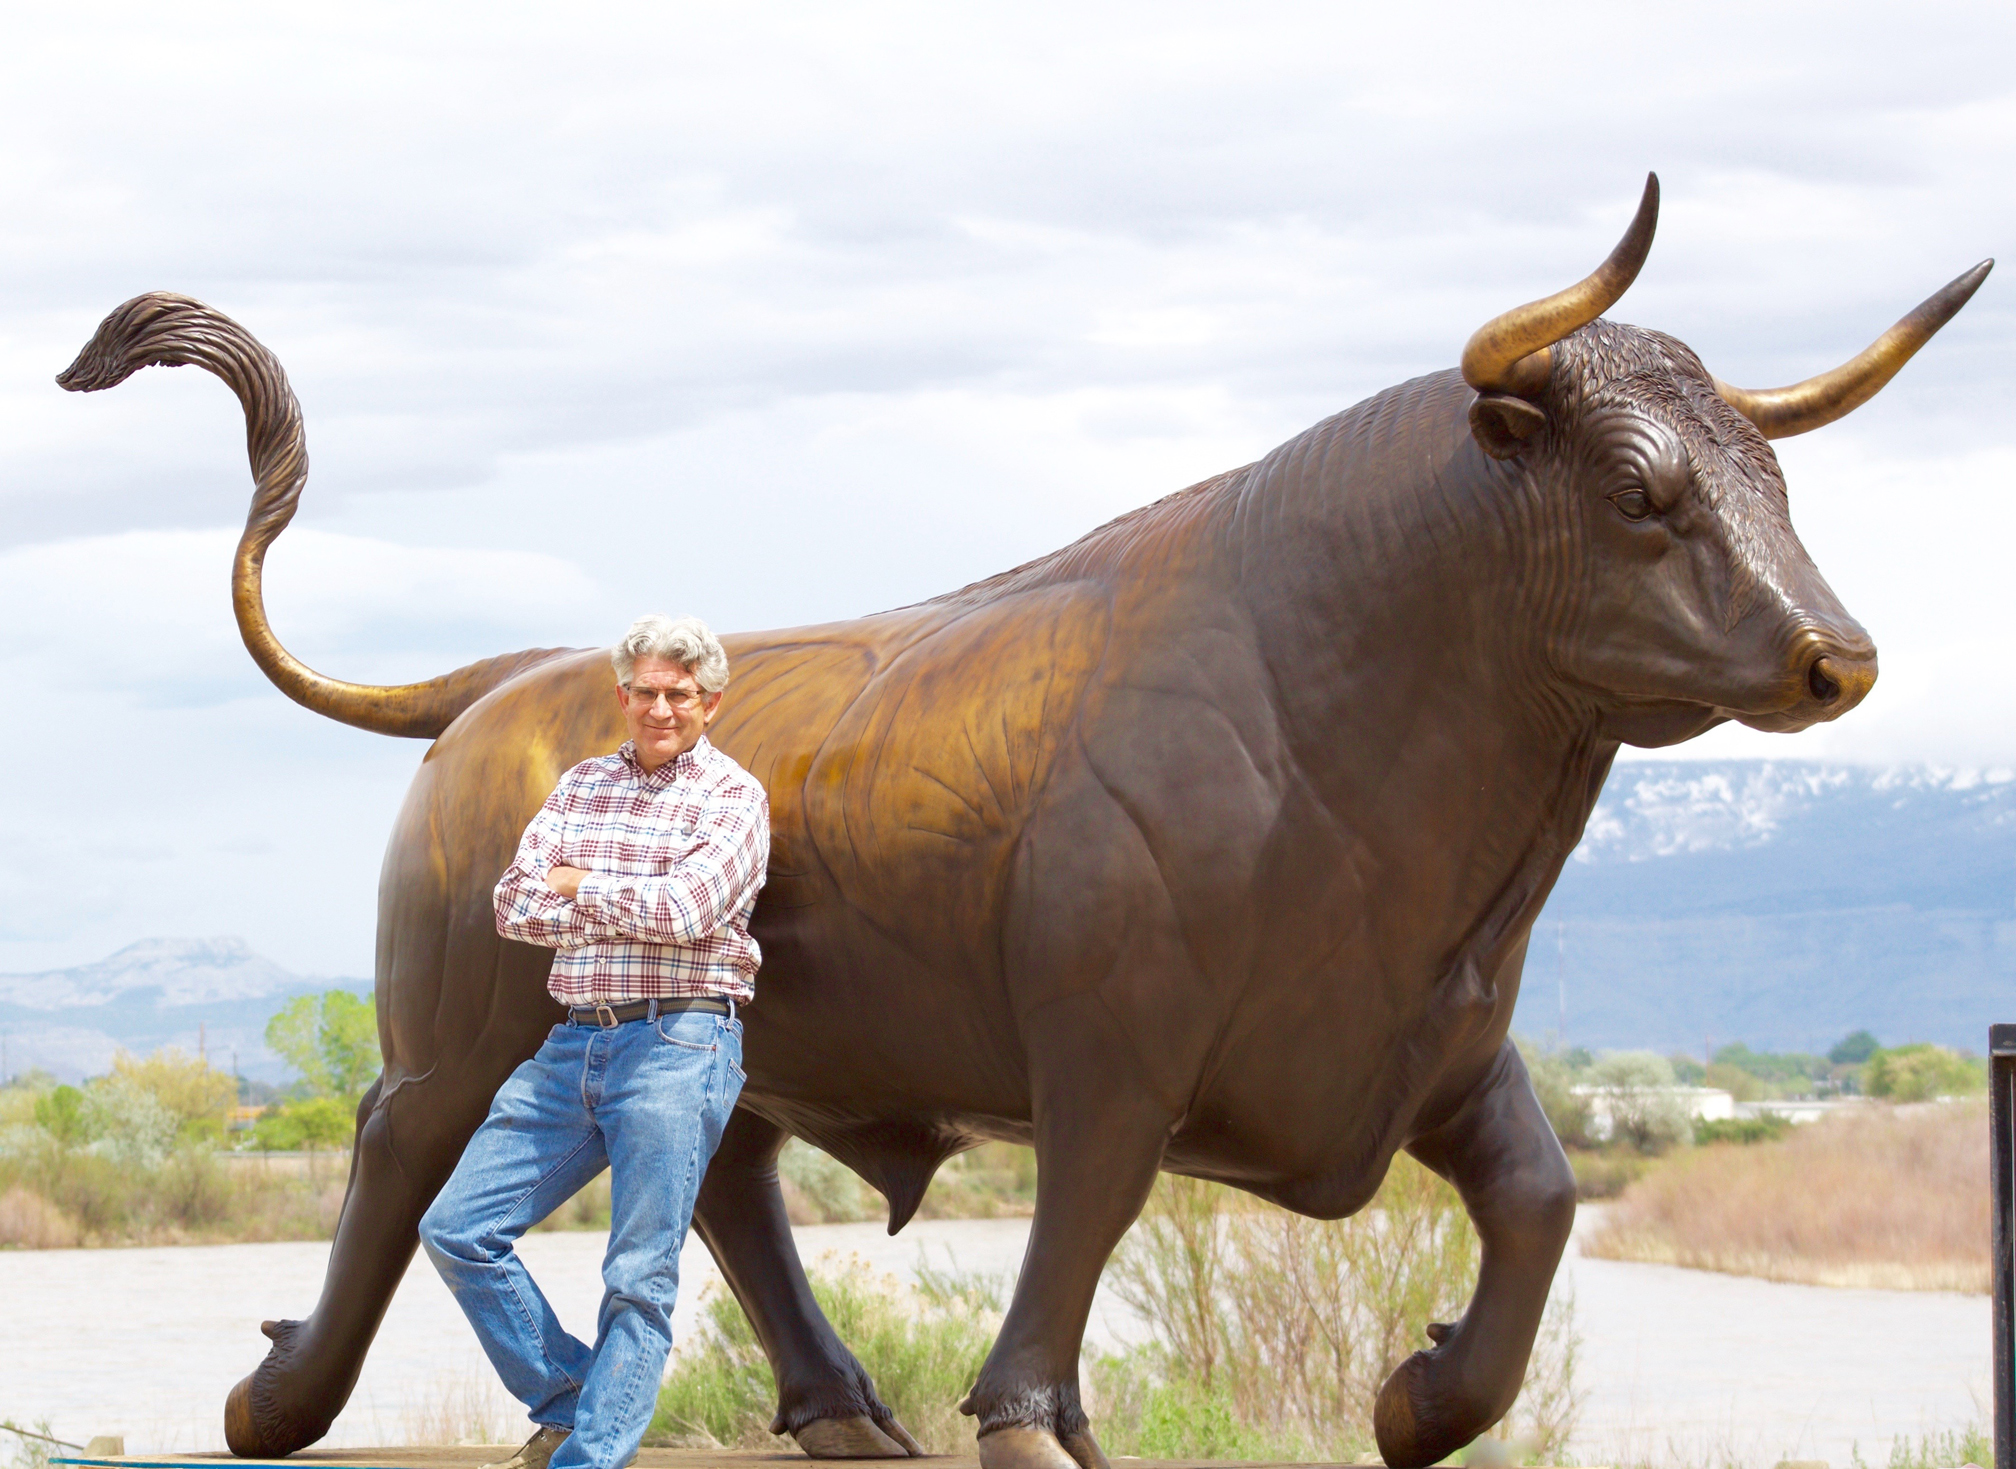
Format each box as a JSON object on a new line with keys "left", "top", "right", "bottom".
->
{"left": 1374, "top": 1041, "right": 1577, "bottom": 1469}
{"left": 962, "top": 992, "right": 1178, "bottom": 1469}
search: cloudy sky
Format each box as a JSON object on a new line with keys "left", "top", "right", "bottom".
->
{"left": 1, "top": 1, "right": 2010, "bottom": 978}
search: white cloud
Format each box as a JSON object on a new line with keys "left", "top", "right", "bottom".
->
{"left": 2, "top": 0, "right": 2012, "bottom": 972}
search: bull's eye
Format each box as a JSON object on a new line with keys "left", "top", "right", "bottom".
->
{"left": 1608, "top": 487, "right": 1655, "bottom": 522}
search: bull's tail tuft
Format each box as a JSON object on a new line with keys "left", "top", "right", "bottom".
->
{"left": 60, "top": 293, "right": 574, "bottom": 740}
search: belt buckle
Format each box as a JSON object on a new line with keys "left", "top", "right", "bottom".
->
{"left": 594, "top": 1002, "right": 618, "bottom": 1029}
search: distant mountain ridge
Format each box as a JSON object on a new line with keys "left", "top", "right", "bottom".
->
{"left": 0, "top": 936, "right": 309, "bottom": 1010}
{"left": 1520, "top": 760, "right": 2016, "bottom": 1055}
{"left": 0, "top": 937, "right": 370, "bottom": 1084}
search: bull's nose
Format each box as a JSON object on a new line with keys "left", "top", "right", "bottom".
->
{"left": 1805, "top": 651, "right": 1877, "bottom": 714}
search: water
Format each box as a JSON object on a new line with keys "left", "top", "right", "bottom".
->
{"left": 0, "top": 1213, "right": 1989, "bottom": 1467}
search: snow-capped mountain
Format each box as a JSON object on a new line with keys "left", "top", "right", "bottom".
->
{"left": 1521, "top": 761, "right": 2016, "bottom": 1054}
{"left": 0, "top": 937, "right": 370, "bottom": 1084}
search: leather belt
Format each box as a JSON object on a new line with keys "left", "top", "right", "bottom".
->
{"left": 566, "top": 997, "right": 730, "bottom": 1028}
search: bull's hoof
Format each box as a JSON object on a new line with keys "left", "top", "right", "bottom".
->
{"left": 793, "top": 1415, "right": 923, "bottom": 1458}
{"left": 1374, "top": 1346, "right": 1484, "bottom": 1469}
{"left": 222, "top": 1319, "right": 332, "bottom": 1458}
{"left": 1058, "top": 1428, "right": 1111, "bottom": 1469}
{"left": 977, "top": 1425, "right": 1107, "bottom": 1469}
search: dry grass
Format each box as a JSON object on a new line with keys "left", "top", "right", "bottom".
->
{"left": 400, "top": 1370, "right": 524, "bottom": 1447}
{"left": 0, "top": 1186, "right": 79, "bottom": 1248}
{"left": 1587, "top": 1100, "right": 1987, "bottom": 1292}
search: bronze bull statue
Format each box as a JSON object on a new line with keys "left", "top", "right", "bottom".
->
{"left": 59, "top": 174, "right": 1988, "bottom": 1469}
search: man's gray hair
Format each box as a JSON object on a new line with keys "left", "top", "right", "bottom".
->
{"left": 610, "top": 614, "right": 730, "bottom": 693}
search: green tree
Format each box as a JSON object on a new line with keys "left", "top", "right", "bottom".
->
{"left": 33, "top": 1084, "right": 86, "bottom": 1144}
{"left": 265, "top": 990, "right": 381, "bottom": 1100}
{"left": 250, "top": 1095, "right": 356, "bottom": 1150}
{"left": 1829, "top": 1029, "right": 1880, "bottom": 1065}
{"left": 1864, "top": 1042, "right": 1985, "bottom": 1102}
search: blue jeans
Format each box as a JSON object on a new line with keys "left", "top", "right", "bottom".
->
{"left": 420, "top": 1005, "right": 744, "bottom": 1469}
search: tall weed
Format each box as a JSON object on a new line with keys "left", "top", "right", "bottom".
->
{"left": 650, "top": 1254, "right": 1001, "bottom": 1452}
{"left": 1093, "top": 1157, "right": 1582, "bottom": 1463}
{"left": 1862, "top": 1422, "right": 1991, "bottom": 1469}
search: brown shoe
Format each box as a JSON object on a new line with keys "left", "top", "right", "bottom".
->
{"left": 480, "top": 1426, "right": 571, "bottom": 1469}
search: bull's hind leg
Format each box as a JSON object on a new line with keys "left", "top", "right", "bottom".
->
{"left": 224, "top": 1032, "right": 536, "bottom": 1455}
{"left": 690, "top": 1107, "right": 923, "bottom": 1458}
{"left": 1374, "top": 1041, "right": 1577, "bottom": 1469}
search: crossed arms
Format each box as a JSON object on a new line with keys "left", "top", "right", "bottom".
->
{"left": 493, "top": 775, "right": 769, "bottom": 951}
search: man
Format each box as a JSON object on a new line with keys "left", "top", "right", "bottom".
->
{"left": 420, "top": 613, "right": 769, "bottom": 1469}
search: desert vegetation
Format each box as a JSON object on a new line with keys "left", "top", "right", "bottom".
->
{"left": 0, "top": 989, "right": 382, "bottom": 1246}
{"left": 0, "top": 1049, "right": 348, "bottom": 1247}
{"left": 1587, "top": 1098, "right": 1988, "bottom": 1292}
{"left": 653, "top": 1154, "right": 1581, "bottom": 1463}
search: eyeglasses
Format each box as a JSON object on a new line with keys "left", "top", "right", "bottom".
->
{"left": 624, "top": 684, "right": 711, "bottom": 711}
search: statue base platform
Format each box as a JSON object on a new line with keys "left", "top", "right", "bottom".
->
{"left": 48, "top": 1451, "right": 1431, "bottom": 1469}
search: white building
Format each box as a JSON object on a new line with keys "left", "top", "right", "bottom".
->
{"left": 1571, "top": 1083, "right": 1734, "bottom": 1139}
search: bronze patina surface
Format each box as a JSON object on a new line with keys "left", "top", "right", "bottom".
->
{"left": 59, "top": 175, "right": 1988, "bottom": 1469}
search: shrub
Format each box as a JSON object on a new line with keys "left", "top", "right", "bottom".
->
{"left": 650, "top": 1255, "right": 1000, "bottom": 1452}
{"left": 79, "top": 1075, "right": 178, "bottom": 1166}
{"left": 107, "top": 1049, "right": 236, "bottom": 1136}
{"left": 1864, "top": 1043, "right": 1985, "bottom": 1101}
{"left": 1692, "top": 1114, "right": 1791, "bottom": 1146}
{"left": 248, "top": 1096, "right": 356, "bottom": 1151}
{"left": 1, "top": 1419, "right": 59, "bottom": 1469}
{"left": 0, "top": 1186, "right": 79, "bottom": 1248}
{"left": 1094, "top": 1157, "right": 1581, "bottom": 1463}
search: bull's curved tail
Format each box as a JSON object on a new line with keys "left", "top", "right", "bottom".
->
{"left": 58, "top": 293, "right": 571, "bottom": 739}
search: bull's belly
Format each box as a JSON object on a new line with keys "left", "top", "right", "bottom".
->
{"left": 735, "top": 917, "right": 1509, "bottom": 1220}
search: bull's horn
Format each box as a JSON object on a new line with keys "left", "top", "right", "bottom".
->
{"left": 1461, "top": 173, "right": 1660, "bottom": 399}
{"left": 1713, "top": 260, "right": 1993, "bottom": 439}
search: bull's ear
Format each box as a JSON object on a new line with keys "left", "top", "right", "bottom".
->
{"left": 1469, "top": 394, "right": 1547, "bottom": 459}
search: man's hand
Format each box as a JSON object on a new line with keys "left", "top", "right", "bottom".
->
{"left": 546, "top": 865, "right": 590, "bottom": 900}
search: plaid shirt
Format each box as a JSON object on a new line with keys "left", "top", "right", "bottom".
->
{"left": 494, "top": 736, "right": 769, "bottom": 1006}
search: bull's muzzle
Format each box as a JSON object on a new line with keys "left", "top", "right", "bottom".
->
{"left": 1792, "top": 628, "right": 1877, "bottom": 722}
{"left": 1807, "top": 652, "right": 1874, "bottom": 710}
